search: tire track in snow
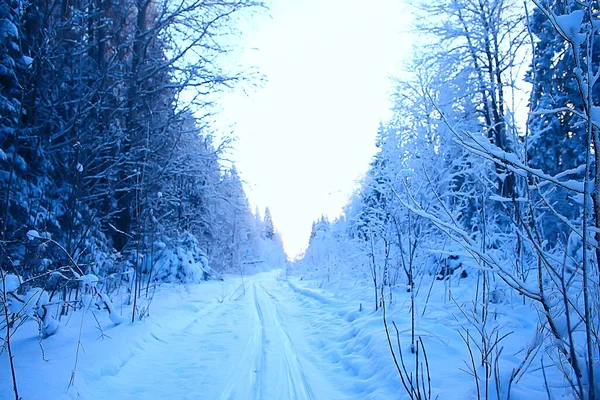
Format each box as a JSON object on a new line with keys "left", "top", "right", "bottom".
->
{"left": 78, "top": 281, "right": 263, "bottom": 400}
{"left": 255, "top": 283, "right": 316, "bottom": 400}
{"left": 252, "top": 283, "right": 267, "bottom": 400}
{"left": 218, "top": 282, "right": 265, "bottom": 400}
{"left": 275, "top": 277, "right": 405, "bottom": 399}
{"left": 76, "top": 273, "right": 385, "bottom": 400}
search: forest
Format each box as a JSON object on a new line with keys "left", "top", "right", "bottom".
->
{"left": 1, "top": 0, "right": 599, "bottom": 399}
{"left": 296, "top": 0, "right": 600, "bottom": 399}
{"left": 0, "top": 0, "right": 287, "bottom": 397}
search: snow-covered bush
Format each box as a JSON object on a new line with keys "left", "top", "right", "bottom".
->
{"left": 150, "top": 232, "right": 218, "bottom": 284}
{"left": 2, "top": 285, "right": 59, "bottom": 338}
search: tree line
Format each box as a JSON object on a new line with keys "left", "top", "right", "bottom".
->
{"left": 0, "top": 0, "right": 284, "bottom": 354}
{"left": 299, "top": 0, "right": 599, "bottom": 398}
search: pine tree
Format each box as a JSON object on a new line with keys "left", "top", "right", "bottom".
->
{"left": 0, "top": 0, "right": 25, "bottom": 246}
{"left": 526, "top": 0, "right": 598, "bottom": 242}
{"left": 264, "top": 207, "right": 275, "bottom": 240}
{"left": 1, "top": 0, "right": 263, "bottom": 284}
{"left": 527, "top": 0, "right": 592, "bottom": 175}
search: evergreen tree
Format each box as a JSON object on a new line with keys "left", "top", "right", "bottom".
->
{"left": 0, "top": 0, "right": 263, "bottom": 285}
{"left": 0, "top": 0, "right": 25, "bottom": 246}
{"left": 264, "top": 207, "right": 275, "bottom": 240}
{"left": 527, "top": 0, "right": 593, "bottom": 175}
{"left": 526, "top": 0, "right": 598, "bottom": 242}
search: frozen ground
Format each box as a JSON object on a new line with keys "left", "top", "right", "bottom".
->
{"left": 0, "top": 270, "right": 403, "bottom": 400}
{"left": 1, "top": 267, "right": 562, "bottom": 399}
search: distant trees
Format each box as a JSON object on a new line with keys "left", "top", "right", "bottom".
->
{"left": 209, "top": 167, "right": 254, "bottom": 272}
{"left": 309, "top": 215, "right": 329, "bottom": 244}
{"left": 264, "top": 207, "right": 274, "bottom": 240}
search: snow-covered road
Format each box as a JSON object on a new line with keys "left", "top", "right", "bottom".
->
{"left": 77, "top": 274, "right": 365, "bottom": 399}
{"left": 1, "top": 271, "right": 403, "bottom": 399}
{"left": 7, "top": 270, "right": 395, "bottom": 400}
{"left": 1, "top": 268, "right": 558, "bottom": 400}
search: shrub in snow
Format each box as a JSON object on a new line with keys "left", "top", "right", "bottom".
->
{"left": 150, "top": 232, "right": 219, "bottom": 283}
{"left": 489, "top": 287, "right": 507, "bottom": 304}
{"left": 26, "top": 229, "right": 51, "bottom": 241}
{"left": 426, "top": 250, "right": 469, "bottom": 280}
{"left": 39, "top": 305, "right": 59, "bottom": 338}
{"left": 80, "top": 274, "right": 99, "bottom": 289}
{"left": 566, "top": 231, "right": 583, "bottom": 273}
{"left": 436, "top": 254, "right": 462, "bottom": 280}
{"left": 98, "top": 293, "right": 124, "bottom": 325}
{"left": 6, "top": 287, "right": 61, "bottom": 338}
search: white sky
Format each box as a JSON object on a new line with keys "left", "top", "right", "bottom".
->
{"left": 219, "top": 0, "right": 413, "bottom": 258}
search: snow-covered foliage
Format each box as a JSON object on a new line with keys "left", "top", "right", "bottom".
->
{"left": 150, "top": 233, "right": 217, "bottom": 283}
{"left": 4, "top": 0, "right": 599, "bottom": 398}
{"left": 295, "top": 1, "right": 600, "bottom": 398}
{"left": 0, "top": 273, "right": 20, "bottom": 295}
{"left": 0, "top": 2, "right": 269, "bottom": 285}
{"left": 0, "top": 4, "right": 276, "bottom": 397}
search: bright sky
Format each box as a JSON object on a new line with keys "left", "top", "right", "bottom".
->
{"left": 219, "top": 0, "right": 413, "bottom": 258}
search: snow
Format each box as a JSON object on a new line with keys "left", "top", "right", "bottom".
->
{"left": 98, "top": 293, "right": 125, "bottom": 325}
{"left": 0, "top": 268, "right": 567, "bottom": 399}
{"left": 0, "top": 19, "right": 18, "bottom": 40}
{"left": 591, "top": 106, "right": 600, "bottom": 128}
{"left": 1, "top": 273, "right": 21, "bottom": 294}
{"left": 1, "top": 271, "right": 403, "bottom": 399}
{"left": 22, "top": 288, "right": 49, "bottom": 317}
{"left": 26, "top": 230, "right": 41, "bottom": 240}
{"left": 22, "top": 56, "right": 33, "bottom": 67}
{"left": 1, "top": 1, "right": 595, "bottom": 398}
{"left": 465, "top": 134, "right": 586, "bottom": 193}
{"left": 80, "top": 274, "right": 99, "bottom": 288}
{"left": 555, "top": 10, "right": 585, "bottom": 44}
{"left": 26, "top": 230, "right": 51, "bottom": 240}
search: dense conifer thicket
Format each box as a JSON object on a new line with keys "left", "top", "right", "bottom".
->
{"left": 298, "top": 1, "right": 599, "bottom": 398}
{"left": 0, "top": 0, "right": 284, "bottom": 327}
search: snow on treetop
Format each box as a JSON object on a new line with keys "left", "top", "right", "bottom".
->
{"left": 555, "top": 10, "right": 585, "bottom": 44}
{"left": 26, "top": 230, "right": 41, "bottom": 240}
{"left": 0, "top": 19, "right": 18, "bottom": 40}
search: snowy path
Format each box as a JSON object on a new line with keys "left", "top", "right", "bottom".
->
{"left": 1, "top": 270, "right": 403, "bottom": 399}
{"left": 0, "top": 268, "right": 554, "bottom": 399}
{"left": 69, "top": 272, "right": 376, "bottom": 399}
